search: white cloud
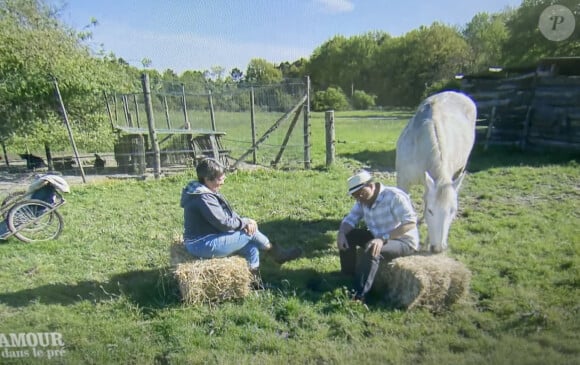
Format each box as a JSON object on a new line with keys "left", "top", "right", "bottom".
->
{"left": 314, "top": 0, "right": 355, "bottom": 14}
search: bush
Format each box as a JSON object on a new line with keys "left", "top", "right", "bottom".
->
{"left": 311, "top": 87, "right": 349, "bottom": 111}
{"left": 423, "top": 78, "right": 462, "bottom": 99}
{"left": 351, "top": 90, "right": 377, "bottom": 110}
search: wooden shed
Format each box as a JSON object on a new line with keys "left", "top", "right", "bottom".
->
{"left": 461, "top": 57, "right": 580, "bottom": 150}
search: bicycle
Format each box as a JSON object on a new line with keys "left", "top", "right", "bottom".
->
{"left": 0, "top": 174, "right": 70, "bottom": 243}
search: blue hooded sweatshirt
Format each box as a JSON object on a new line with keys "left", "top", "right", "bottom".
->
{"left": 180, "top": 181, "right": 248, "bottom": 240}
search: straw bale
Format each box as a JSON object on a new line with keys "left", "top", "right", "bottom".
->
{"left": 375, "top": 254, "right": 471, "bottom": 312}
{"left": 169, "top": 240, "right": 252, "bottom": 305}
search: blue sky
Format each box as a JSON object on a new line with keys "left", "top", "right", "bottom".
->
{"left": 52, "top": 0, "right": 523, "bottom": 75}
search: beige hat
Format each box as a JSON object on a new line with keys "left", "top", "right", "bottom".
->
{"left": 347, "top": 170, "right": 373, "bottom": 195}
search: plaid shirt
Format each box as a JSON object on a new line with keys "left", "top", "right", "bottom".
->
{"left": 342, "top": 184, "right": 420, "bottom": 250}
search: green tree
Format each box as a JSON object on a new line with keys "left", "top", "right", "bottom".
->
{"left": 307, "top": 35, "right": 348, "bottom": 91}
{"left": 501, "top": 0, "right": 580, "bottom": 67}
{"left": 245, "top": 58, "right": 283, "bottom": 84}
{"left": 311, "top": 87, "right": 349, "bottom": 111}
{"left": 0, "top": 0, "right": 128, "bottom": 152}
{"left": 381, "top": 23, "right": 471, "bottom": 106}
{"left": 308, "top": 32, "right": 388, "bottom": 96}
{"left": 277, "top": 58, "right": 308, "bottom": 79}
{"left": 463, "top": 11, "right": 511, "bottom": 73}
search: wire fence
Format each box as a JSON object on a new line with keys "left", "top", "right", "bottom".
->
{"left": 106, "top": 77, "right": 310, "bottom": 174}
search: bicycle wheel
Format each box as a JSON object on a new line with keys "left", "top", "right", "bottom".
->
{"left": 1, "top": 191, "right": 25, "bottom": 220}
{"left": 7, "top": 199, "right": 64, "bottom": 243}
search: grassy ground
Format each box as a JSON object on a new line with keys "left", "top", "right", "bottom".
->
{"left": 0, "top": 110, "right": 579, "bottom": 364}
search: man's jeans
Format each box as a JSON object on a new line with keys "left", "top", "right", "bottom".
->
{"left": 340, "top": 229, "right": 414, "bottom": 299}
{"left": 184, "top": 230, "right": 270, "bottom": 269}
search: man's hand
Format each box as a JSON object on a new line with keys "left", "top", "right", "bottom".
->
{"left": 336, "top": 232, "right": 349, "bottom": 251}
{"left": 365, "top": 238, "right": 383, "bottom": 257}
{"left": 243, "top": 219, "right": 258, "bottom": 235}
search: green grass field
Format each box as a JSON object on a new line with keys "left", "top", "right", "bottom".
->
{"left": 0, "top": 110, "right": 579, "bottom": 364}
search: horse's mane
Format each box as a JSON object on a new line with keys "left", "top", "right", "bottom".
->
{"left": 426, "top": 100, "right": 446, "bottom": 181}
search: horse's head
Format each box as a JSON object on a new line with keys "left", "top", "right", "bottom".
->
{"left": 423, "top": 171, "right": 465, "bottom": 253}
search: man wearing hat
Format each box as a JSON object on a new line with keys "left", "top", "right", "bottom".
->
{"left": 337, "top": 170, "right": 420, "bottom": 301}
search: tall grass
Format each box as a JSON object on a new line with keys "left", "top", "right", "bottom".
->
{"left": 0, "top": 110, "right": 578, "bottom": 364}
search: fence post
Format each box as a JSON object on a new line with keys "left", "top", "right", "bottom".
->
{"left": 133, "top": 94, "right": 141, "bottom": 128}
{"left": 122, "top": 95, "right": 132, "bottom": 127}
{"left": 53, "top": 77, "right": 86, "bottom": 183}
{"left": 163, "top": 96, "right": 172, "bottom": 129}
{"left": 142, "top": 73, "right": 161, "bottom": 179}
{"left": 1, "top": 140, "right": 9, "bottom": 168}
{"left": 208, "top": 90, "right": 217, "bottom": 131}
{"left": 325, "top": 110, "right": 335, "bottom": 166}
{"left": 303, "top": 75, "right": 311, "bottom": 169}
{"left": 181, "top": 84, "right": 190, "bottom": 129}
{"left": 113, "top": 93, "right": 118, "bottom": 124}
{"left": 250, "top": 87, "right": 257, "bottom": 164}
{"left": 103, "top": 91, "right": 115, "bottom": 132}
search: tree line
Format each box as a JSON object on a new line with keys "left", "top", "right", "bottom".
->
{"left": 0, "top": 0, "right": 578, "bottom": 153}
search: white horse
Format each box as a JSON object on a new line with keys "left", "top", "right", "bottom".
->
{"left": 396, "top": 91, "right": 476, "bottom": 253}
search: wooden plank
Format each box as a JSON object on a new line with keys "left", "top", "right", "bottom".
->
{"left": 208, "top": 134, "right": 220, "bottom": 160}
{"left": 232, "top": 94, "right": 307, "bottom": 169}
{"left": 271, "top": 105, "right": 302, "bottom": 167}
{"left": 484, "top": 106, "right": 496, "bottom": 151}
{"left": 115, "top": 126, "right": 225, "bottom": 136}
{"left": 191, "top": 134, "right": 230, "bottom": 166}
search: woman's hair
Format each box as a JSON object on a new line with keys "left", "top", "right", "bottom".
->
{"left": 196, "top": 158, "right": 225, "bottom": 183}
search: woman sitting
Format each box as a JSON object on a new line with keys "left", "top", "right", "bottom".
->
{"left": 180, "top": 158, "right": 302, "bottom": 276}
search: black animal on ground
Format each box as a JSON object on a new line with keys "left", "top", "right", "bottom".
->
{"left": 94, "top": 153, "right": 106, "bottom": 172}
{"left": 19, "top": 153, "right": 46, "bottom": 170}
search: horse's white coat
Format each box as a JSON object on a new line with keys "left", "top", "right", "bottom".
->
{"left": 396, "top": 91, "right": 476, "bottom": 252}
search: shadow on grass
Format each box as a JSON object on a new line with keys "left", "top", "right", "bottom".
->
{"left": 340, "top": 149, "right": 397, "bottom": 172}
{"left": 0, "top": 264, "right": 392, "bottom": 310}
{"left": 335, "top": 111, "right": 414, "bottom": 120}
{"left": 339, "top": 145, "right": 579, "bottom": 174}
{"left": 0, "top": 218, "right": 346, "bottom": 309}
{"left": 259, "top": 218, "right": 342, "bottom": 259}
{"left": 467, "top": 144, "right": 580, "bottom": 172}
{"left": 0, "top": 268, "right": 181, "bottom": 311}
{"left": 260, "top": 265, "right": 391, "bottom": 308}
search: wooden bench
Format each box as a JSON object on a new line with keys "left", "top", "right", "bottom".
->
{"left": 113, "top": 128, "right": 231, "bottom": 171}
{"left": 191, "top": 133, "right": 231, "bottom": 166}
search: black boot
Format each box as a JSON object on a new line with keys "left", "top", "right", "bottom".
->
{"left": 269, "top": 243, "right": 303, "bottom": 264}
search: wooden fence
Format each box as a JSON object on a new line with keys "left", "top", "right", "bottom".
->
{"left": 461, "top": 68, "right": 580, "bottom": 150}
{"left": 106, "top": 75, "right": 311, "bottom": 177}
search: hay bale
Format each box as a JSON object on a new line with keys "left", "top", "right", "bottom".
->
{"left": 169, "top": 241, "right": 252, "bottom": 305}
{"left": 375, "top": 254, "right": 471, "bottom": 312}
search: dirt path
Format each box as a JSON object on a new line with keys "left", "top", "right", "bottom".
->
{"left": 0, "top": 171, "right": 111, "bottom": 195}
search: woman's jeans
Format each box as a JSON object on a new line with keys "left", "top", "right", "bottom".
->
{"left": 340, "top": 229, "right": 414, "bottom": 299}
{"left": 184, "top": 230, "right": 270, "bottom": 269}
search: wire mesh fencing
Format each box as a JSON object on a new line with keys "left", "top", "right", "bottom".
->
{"left": 105, "top": 77, "right": 310, "bottom": 173}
